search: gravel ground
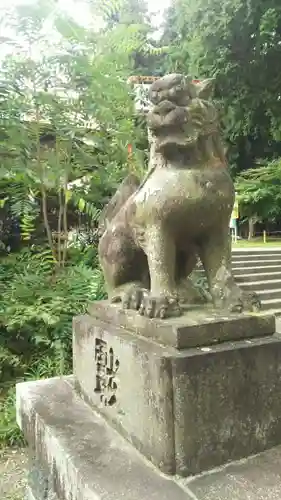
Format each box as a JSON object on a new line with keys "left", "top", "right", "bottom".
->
{"left": 0, "top": 448, "right": 27, "bottom": 500}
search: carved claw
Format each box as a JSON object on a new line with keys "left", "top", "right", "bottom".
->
{"left": 122, "top": 285, "right": 182, "bottom": 319}
{"left": 122, "top": 285, "right": 149, "bottom": 311}
{"left": 139, "top": 295, "right": 182, "bottom": 319}
{"left": 228, "top": 290, "right": 261, "bottom": 314}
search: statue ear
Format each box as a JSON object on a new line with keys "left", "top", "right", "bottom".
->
{"left": 196, "top": 79, "right": 215, "bottom": 100}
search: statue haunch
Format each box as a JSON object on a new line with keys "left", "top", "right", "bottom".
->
{"left": 98, "top": 74, "right": 261, "bottom": 319}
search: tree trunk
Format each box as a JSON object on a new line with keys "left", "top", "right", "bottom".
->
{"left": 248, "top": 217, "right": 255, "bottom": 240}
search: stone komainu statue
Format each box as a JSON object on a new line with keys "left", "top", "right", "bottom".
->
{"left": 98, "top": 74, "right": 260, "bottom": 318}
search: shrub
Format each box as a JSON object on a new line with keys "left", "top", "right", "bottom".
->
{"left": 0, "top": 246, "right": 105, "bottom": 446}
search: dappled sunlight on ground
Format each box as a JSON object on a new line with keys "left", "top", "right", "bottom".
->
{"left": 0, "top": 448, "right": 27, "bottom": 500}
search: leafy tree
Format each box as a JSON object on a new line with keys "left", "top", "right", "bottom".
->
{"left": 0, "top": 0, "right": 147, "bottom": 259}
{"left": 94, "top": 0, "right": 167, "bottom": 76}
{"left": 162, "top": 0, "right": 281, "bottom": 175}
{"left": 235, "top": 158, "right": 281, "bottom": 221}
{"left": 95, "top": 0, "right": 150, "bottom": 26}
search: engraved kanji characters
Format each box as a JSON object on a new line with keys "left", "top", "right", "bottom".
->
{"left": 94, "top": 338, "right": 120, "bottom": 406}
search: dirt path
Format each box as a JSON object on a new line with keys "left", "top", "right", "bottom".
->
{"left": 0, "top": 448, "right": 27, "bottom": 500}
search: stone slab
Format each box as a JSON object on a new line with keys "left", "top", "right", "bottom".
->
{"left": 73, "top": 314, "right": 175, "bottom": 474}
{"left": 17, "top": 377, "right": 281, "bottom": 500}
{"left": 180, "top": 446, "right": 281, "bottom": 500}
{"left": 88, "top": 301, "right": 275, "bottom": 349}
{"left": 73, "top": 312, "right": 281, "bottom": 477}
{"left": 16, "top": 377, "right": 190, "bottom": 500}
{"left": 26, "top": 448, "right": 58, "bottom": 500}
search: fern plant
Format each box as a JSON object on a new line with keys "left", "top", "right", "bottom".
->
{"left": 0, "top": 0, "right": 152, "bottom": 447}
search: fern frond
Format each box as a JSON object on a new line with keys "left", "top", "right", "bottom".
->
{"left": 71, "top": 191, "right": 101, "bottom": 221}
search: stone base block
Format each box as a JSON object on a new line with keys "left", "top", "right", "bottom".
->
{"left": 17, "top": 376, "right": 281, "bottom": 500}
{"left": 16, "top": 377, "right": 189, "bottom": 500}
{"left": 73, "top": 309, "right": 281, "bottom": 476}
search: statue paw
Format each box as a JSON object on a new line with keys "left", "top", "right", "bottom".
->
{"left": 228, "top": 290, "right": 261, "bottom": 314}
{"left": 122, "top": 285, "right": 182, "bottom": 319}
{"left": 139, "top": 294, "right": 182, "bottom": 319}
{"left": 122, "top": 284, "right": 149, "bottom": 311}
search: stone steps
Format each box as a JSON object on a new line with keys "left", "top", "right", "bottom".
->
{"left": 235, "top": 271, "right": 281, "bottom": 282}
{"left": 232, "top": 259, "right": 281, "bottom": 267}
{"left": 260, "top": 298, "right": 281, "bottom": 310}
{"left": 232, "top": 250, "right": 281, "bottom": 314}
{"left": 238, "top": 279, "right": 281, "bottom": 291}
{"left": 232, "top": 254, "right": 281, "bottom": 261}
{"left": 233, "top": 264, "right": 281, "bottom": 275}
{"left": 255, "top": 288, "right": 281, "bottom": 301}
{"left": 196, "top": 248, "right": 281, "bottom": 316}
{"left": 234, "top": 250, "right": 281, "bottom": 315}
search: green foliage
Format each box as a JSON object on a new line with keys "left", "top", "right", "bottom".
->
{"left": 0, "top": 247, "right": 105, "bottom": 372}
{"left": 0, "top": 246, "right": 105, "bottom": 446}
{"left": 0, "top": 354, "right": 61, "bottom": 448}
{"left": 162, "top": 0, "right": 281, "bottom": 175}
{"left": 0, "top": 0, "right": 156, "bottom": 448}
{"left": 0, "top": 387, "right": 25, "bottom": 448}
{"left": 94, "top": 0, "right": 167, "bottom": 76}
{"left": 236, "top": 158, "right": 281, "bottom": 220}
{"left": 0, "top": 0, "right": 148, "bottom": 261}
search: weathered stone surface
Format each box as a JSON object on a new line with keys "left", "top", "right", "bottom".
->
{"left": 16, "top": 377, "right": 190, "bottom": 500}
{"left": 73, "top": 314, "right": 175, "bottom": 474}
{"left": 17, "top": 376, "right": 281, "bottom": 500}
{"left": 26, "top": 485, "right": 58, "bottom": 500}
{"left": 98, "top": 73, "right": 260, "bottom": 319}
{"left": 26, "top": 450, "right": 58, "bottom": 500}
{"left": 180, "top": 446, "right": 281, "bottom": 500}
{"left": 89, "top": 301, "right": 275, "bottom": 348}
{"left": 74, "top": 312, "right": 281, "bottom": 477}
{"left": 172, "top": 333, "right": 281, "bottom": 476}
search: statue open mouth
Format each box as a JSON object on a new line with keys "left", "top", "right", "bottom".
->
{"left": 147, "top": 100, "right": 188, "bottom": 131}
{"left": 147, "top": 100, "right": 200, "bottom": 155}
{"left": 146, "top": 77, "right": 220, "bottom": 156}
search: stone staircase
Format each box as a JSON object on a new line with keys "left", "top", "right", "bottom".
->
{"left": 232, "top": 248, "right": 281, "bottom": 315}
{"left": 196, "top": 248, "right": 281, "bottom": 315}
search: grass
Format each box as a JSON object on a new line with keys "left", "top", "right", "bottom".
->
{"left": 233, "top": 237, "right": 281, "bottom": 247}
{"left": 0, "top": 387, "right": 26, "bottom": 449}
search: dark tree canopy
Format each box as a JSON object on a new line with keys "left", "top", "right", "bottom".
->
{"left": 162, "top": 0, "right": 281, "bottom": 175}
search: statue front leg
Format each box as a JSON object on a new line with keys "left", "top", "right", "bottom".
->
{"left": 138, "top": 225, "right": 181, "bottom": 318}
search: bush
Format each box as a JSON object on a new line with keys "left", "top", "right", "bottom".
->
{"left": 0, "top": 386, "right": 25, "bottom": 448}
{"left": 0, "top": 246, "right": 105, "bottom": 446}
{"left": 0, "top": 354, "right": 65, "bottom": 448}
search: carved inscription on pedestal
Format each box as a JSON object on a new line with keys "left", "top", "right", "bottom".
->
{"left": 94, "top": 338, "right": 120, "bottom": 406}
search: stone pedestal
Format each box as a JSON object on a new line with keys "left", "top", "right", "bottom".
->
{"left": 73, "top": 303, "right": 279, "bottom": 476}
{"left": 17, "top": 301, "right": 281, "bottom": 500}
